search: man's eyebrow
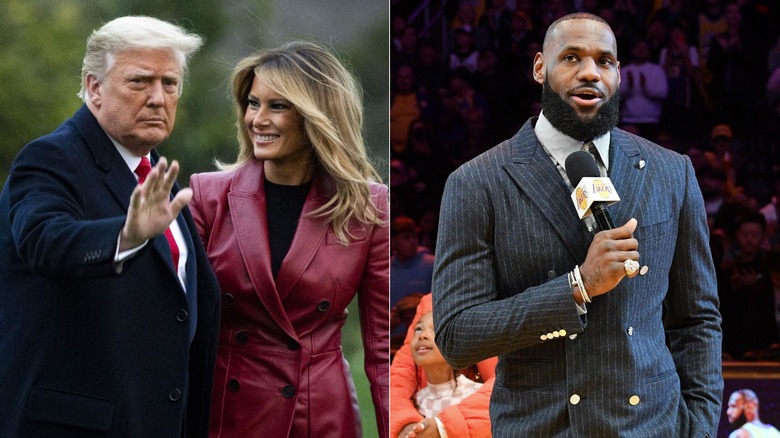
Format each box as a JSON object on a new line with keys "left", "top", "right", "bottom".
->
{"left": 123, "top": 69, "right": 181, "bottom": 79}
{"left": 123, "top": 68, "right": 152, "bottom": 76}
{"left": 560, "top": 44, "right": 616, "bottom": 58}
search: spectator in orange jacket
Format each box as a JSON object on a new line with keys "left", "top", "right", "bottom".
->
{"left": 391, "top": 293, "right": 497, "bottom": 437}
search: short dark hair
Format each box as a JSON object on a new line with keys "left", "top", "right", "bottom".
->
{"left": 543, "top": 12, "right": 610, "bottom": 49}
{"left": 392, "top": 216, "right": 420, "bottom": 235}
{"left": 736, "top": 210, "right": 767, "bottom": 231}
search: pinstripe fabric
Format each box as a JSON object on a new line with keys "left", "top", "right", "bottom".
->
{"left": 432, "top": 118, "right": 722, "bottom": 437}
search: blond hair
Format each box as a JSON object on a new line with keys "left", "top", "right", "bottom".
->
{"left": 221, "top": 41, "right": 384, "bottom": 244}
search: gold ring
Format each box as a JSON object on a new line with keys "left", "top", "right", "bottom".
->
{"left": 624, "top": 259, "right": 639, "bottom": 275}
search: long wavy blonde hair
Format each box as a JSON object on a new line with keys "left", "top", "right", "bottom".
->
{"left": 219, "top": 41, "right": 384, "bottom": 244}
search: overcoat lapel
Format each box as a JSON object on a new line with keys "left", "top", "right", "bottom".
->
{"left": 75, "top": 105, "right": 138, "bottom": 212}
{"left": 76, "top": 105, "right": 189, "bottom": 294}
{"left": 227, "top": 160, "right": 297, "bottom": 339}
{"left": 148, "top": 151, "right": 188, "bottom": 286}
{"left": 502, "top": 121, "right": 594, "bottom": 262}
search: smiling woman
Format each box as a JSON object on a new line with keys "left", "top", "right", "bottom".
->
{"left": 243, "top": 78, "right": 309, "bottom": 185}
{"left": 187, "top": 41, "right": 389, "bottom": 437}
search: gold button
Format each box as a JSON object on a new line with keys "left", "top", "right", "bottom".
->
{"left": 559, "top": 329, "right": 567, "bottom": 337}
{"left": 570, "top": 394, "right": 581, "bottom": 405}
{"left": 629, "top": 395, "right": 640, "bottom": 405}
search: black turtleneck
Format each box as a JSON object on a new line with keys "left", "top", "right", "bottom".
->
{"left": 264, "top": 178, "right": 312, "bottom": 278}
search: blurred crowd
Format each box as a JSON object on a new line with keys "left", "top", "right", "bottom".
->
{"left": 390, "top": 0, "right": 780, "bottom": 361}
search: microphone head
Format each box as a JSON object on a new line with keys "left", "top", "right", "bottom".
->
{"left": 565, "top": 150, "right": 600, "bottom": 187}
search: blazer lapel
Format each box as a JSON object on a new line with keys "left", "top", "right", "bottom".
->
{"left": 606, "top": 129, "right": 644, "bottom": 227}
{"left": 502, "top": 121, "right": 594, "bottom": 262}
{"left": 227, "top": 161, "right": 297, "bottom": 338}
{"left": 275, "top": 170, "right": 331, "bottom": 302}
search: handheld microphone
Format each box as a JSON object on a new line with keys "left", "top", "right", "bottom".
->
{"left": 565, "top": 150, "right": 620, "bottom": 230}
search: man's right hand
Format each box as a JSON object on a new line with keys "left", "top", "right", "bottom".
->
{"left": 578, "top": 218, "right": 639, "bottom": 299}
{"left": 119, "top": 157, "right": 192, "bottom": 251}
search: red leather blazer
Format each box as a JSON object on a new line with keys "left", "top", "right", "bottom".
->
{"left": 190, "top": 160, "right": 389, "bottom": 437}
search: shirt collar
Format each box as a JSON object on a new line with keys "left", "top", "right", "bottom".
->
{"left": 535, "top": 111, "right": 610, "bottom": 171}
{"left": 108, "top": 136, "right": 150, "bottom": 174}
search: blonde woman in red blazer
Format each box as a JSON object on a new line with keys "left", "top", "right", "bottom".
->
{"left": 189, "top": 42, "right": 389, "bottom": 438}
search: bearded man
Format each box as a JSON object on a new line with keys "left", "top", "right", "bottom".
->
{"left": 432, "top": 12, "right": 723, "bottom": 437}
{"left": 728, "top": 389, "right": 780, "bottom": 438}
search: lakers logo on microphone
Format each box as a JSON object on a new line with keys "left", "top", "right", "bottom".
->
{"left": 592, "top": 179, "right": 616, "bottom": 200}
{"left": 571, "top": 177, "right": 621, "bottom": 219}
{"left": 575, "top": 187, "right": 589, "bottom": 210}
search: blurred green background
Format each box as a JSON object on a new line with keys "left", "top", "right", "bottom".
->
{"left": 0, "top": 0, "right": 388, "bottom": 436}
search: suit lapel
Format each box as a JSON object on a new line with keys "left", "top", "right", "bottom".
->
{"left": 502, "top": 121, "right": 594, "bottom": 262}
{"left": 227, "top": 161, "right": 297, "bottom": 338}
{"left": 606, "top": 129, "right": 644, "bottom": 227}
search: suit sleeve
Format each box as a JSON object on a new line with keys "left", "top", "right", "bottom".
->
{"left": 432, "top": 164, "right": 585, "bottom": 369}
{"left": 7, "top": 139, "right": 127, "bottom": 278}
{"left": 664, "top": 157, "right": 723, "bottom": 434}
{"left": 358, "top": 183, "right": 390, "bottom": 438}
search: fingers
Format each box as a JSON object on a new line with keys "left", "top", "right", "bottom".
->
{"left": 623, "top": 217, "right": 637, "bottom": 233}
{"left": 595, "top": 218, "right": 637, "bottom": 252}
{"left": 581, "top": 218, "right": 642, "bottom": 295}
{"left": 618, "top": 218, "right": 639, "bottom": 278}
{"left": 140, "top": 156, "right": 166, "bottom": 194}
{"left": 129, "top": 184, "right": 143, "bottom": 212}
{"left": 604, "top": 217, "right": 636, "bottom": 239}
{"left": 170, "top": 188, "right": 193, "bottom": 215}
{"left": 622, "top": 257, "right": 641, "bottom": 278}
{"left": 162, "top": 158, "right": 180, "bottom": 189}
{"left": 125, "top": 156, "right": 189, "bottom": 242}
{"left": 140, "top": 157, "right": 179, "bottom": 194}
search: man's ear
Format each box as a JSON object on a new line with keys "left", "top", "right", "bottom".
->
{"left": 532, "top": 53, "right": 545, "bottom": 85}
{"left": 85, "top": 74, "right": 102, "bottom": 106}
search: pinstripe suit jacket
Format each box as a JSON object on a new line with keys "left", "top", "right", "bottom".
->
{"left": 432, "top": 118, "right": 722, "bottom": 437}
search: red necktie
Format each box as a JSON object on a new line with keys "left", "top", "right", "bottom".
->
{"left": 134, "top": 157, "right": 180, "bottom": 269}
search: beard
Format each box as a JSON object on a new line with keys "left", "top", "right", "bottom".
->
{"left": 541, "top": 78, "right": 621, "bottom": 142}
{"left": 730, "top": 412, "right": 748, "bottom": 430}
